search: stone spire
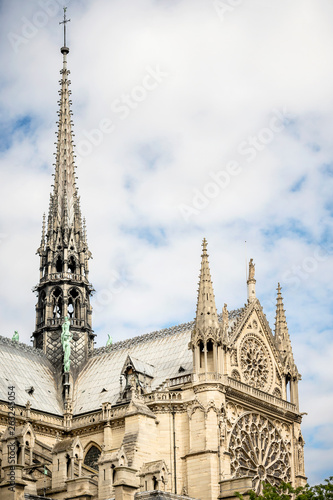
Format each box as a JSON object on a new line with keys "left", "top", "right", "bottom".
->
{"left": 247, "top": 258, "right": 256, "bottom": 302}
{"left": 274, "top": 283, "right": 300, "bottom": 407}
{"left": 195, "top": 238, "right": 219, "bottom": 331}
{"left": 274, "top": 283, "right": 293, "bottom": 362}
{"left": 190, "top": 239, "right": 223, "bottom": 376}
{"left": 33, "top": 9, "right": 94, "bottom": 373}
{"left": 42, "top": 10, "right": 85, "bottom": 253}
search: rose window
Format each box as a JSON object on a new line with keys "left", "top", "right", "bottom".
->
{"left": 229, "top": 413, "right": 291, "bottom": 493}
{"left": 240, "top": 336, "right": 271, "bottom": 390}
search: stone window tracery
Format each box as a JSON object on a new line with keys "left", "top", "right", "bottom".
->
{"left": 84, "top": 445, "right": 101, "bottom": 471}
{"left": 240, "top": 336, "right": 272, "bottom": 390}
{"left": 229, "top": 413, "right": 291, "bottom": 493}
{"left": 68, "top": 288, "right": 80, "bottom": 319}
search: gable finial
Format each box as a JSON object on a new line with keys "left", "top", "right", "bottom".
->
{"left": 59, "top": 7, "right": 71, "bottom": 52}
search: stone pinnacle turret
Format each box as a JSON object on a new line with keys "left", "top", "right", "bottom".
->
{"left": 190, "top": 239, "right": 223, "bottom": 377}
{"left": 195, "top": 238, "right": 219, "bottom": 331}
{"left": 274, "top": 283, "right": 294, "bottom": 363}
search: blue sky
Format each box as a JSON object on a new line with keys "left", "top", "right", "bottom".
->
{"left": 0, "top": 0, "right": 333, "bottom": 485}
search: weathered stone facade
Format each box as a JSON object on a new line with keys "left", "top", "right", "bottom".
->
{"left": 0, "top": 13, "right": 306, "bottom": 500}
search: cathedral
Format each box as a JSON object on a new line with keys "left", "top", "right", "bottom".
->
{"left": 0, "top": 11, "right": 307, "bottom": 500}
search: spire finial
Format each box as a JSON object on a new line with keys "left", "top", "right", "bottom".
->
{"left": 60, "top": 7, "right": 71, "bottom": 54}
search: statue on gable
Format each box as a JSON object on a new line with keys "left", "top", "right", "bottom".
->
{"left": 61, "top": 316, "right": 72, "bottom": 372}
{"left": 12, "top": 330, "right": 19, "bottom": 342}
{"left": 106, "top": 334, "right": 113, "bottom": 346}
{"left": 248, "top": 258, "right": 255, "bottom": 280}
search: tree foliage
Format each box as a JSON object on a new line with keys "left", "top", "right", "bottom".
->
{"left": 235, "top": 477, "right": 333, "bottom": 500}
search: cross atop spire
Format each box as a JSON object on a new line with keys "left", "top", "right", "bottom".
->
{"left": 59, "top": 7, "right": 71, "bottom": 53}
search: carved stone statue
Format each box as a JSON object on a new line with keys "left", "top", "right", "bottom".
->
{"left": 297, "top": 437, "right": 305, "bottom": 474}
{"left": 61, "top": 316, "right": 72, "bottom": 372}
{"left": 106, "top": 334, "right": 113, "bottom": 346}
{"left": 12, "top": 330, "right": 19, "bottom": 342}
{"left": 248, "top": 258, "right": 255, "bottom": 280}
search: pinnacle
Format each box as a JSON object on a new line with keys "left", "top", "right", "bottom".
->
{"left": 195, "top": 239, "right": 219, "bottom": 331}
{"left": 274, "top": 283, "right": 293, "bottom": 360}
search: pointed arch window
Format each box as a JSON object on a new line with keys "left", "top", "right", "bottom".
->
{"left": 67, "top": 255, "right": 76, "bottom": 274}
{"left": 84, "top": 445, "right": 101, "bottom": 471}
{"left": 39, "top": 291, "right": 46, "bottom": 324}
{"left": 68, "top": 288, "right": 80, "bottom": 319}
{"left": 56, "top": 255, "right": 63, "bottom": 273}
{"left": 51, "top": 287, "right": 63, "bottom": 318}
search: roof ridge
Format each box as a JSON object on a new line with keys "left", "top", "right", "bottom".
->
{"left": 0, "top": 335, "right": 47, "bottom": 358}
{"left": 92, "top": 308, "right": 244, "bottom": 358}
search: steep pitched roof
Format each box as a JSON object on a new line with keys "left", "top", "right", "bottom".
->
{"left": 73, "top": 311, "right": 243, "bottom": 415}
{"left": 0, "top": 336, "right": 63, "bottom": 415}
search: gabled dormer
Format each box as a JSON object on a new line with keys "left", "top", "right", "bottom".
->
{"left": 119, "top": 355, "right": 155, "bottom": 400}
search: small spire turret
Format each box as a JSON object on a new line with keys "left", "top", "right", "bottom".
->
{"left": 195, "top": 238, "right": 219, "bottom": 331}
{"left": 190, "top": 239, "right": 223, "bottom": 377}
{"left": 274, "top": 283, "right": 293, "bottom": 362}
{"left": 274, "top": 283, "right": 300, "bottom": 408}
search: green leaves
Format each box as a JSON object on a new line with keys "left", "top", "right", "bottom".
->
{"left": 235, "top": 478, "right": 333, "bottom": 500}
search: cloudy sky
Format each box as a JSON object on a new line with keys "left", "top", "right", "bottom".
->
{"left": 0, "top": 0, "right": 332, "bottom": 485}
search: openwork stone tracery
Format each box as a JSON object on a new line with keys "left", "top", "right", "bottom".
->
{"left": 229, "top": 413, "right": 291, "bottom": 493}
{"left": 240, "top": 335, "right": 272, "bottom": 390}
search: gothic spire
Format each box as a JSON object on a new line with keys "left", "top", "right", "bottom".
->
{"left": 195, "top": 238, "right": 219, "bottom": 331}
{"left": 33, "top": 9, "right": 94, "bottom": 372}
{"left": 45, "top": 8, "right": 84, "bottom": 251}
{"left": 274, "top": 283, "right": 295, "bottom": 368}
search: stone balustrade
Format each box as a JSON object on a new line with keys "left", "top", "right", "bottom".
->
{"left": 226, "top": 377, "right": 297, "bottom": 412}
{"left": 41, "top": 272, "right": 87, "bottom": 283}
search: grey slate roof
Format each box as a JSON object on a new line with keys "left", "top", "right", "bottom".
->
{"left": 0, "top": 336, "right": 62, "bottom": 415}
{"left": 0, "top": 308, "right": 245, "bottom": 417}
{"left": 73, "top": 325, "right": 194, "bottom": 414}
{"left": 73, "top": 309, "right": 244, "bottom": 415}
